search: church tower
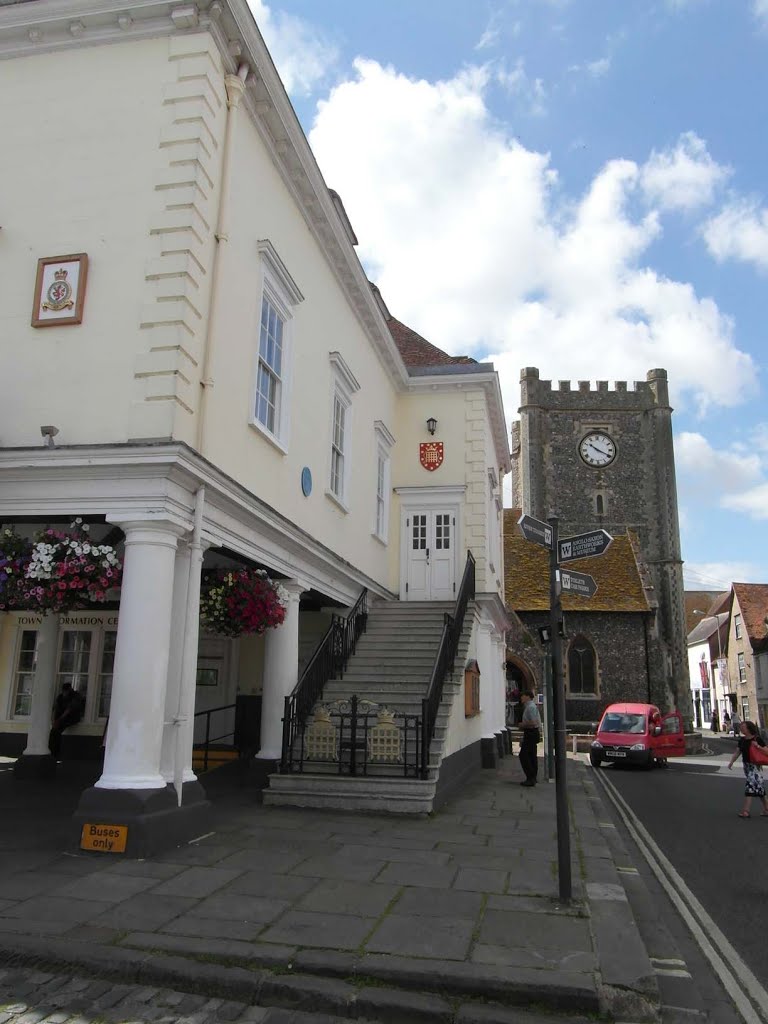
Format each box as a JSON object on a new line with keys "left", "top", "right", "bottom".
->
{"left": 511, "top": 367, "right": 689, "bottom": 717}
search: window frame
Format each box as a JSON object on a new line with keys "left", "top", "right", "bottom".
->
{"left": 373, "top": 420, "right": 395, "bottom": 543}
{"left": 326, "top": 352, "right": 360, "bottom": 511}
{"left": 249, "top": 241, "right": 303, "bottom": 452}
{"left": 738, "top": 651, "right": 747, "bottom": 683}
{"left": 734, "top": 614, "right": 742, "bottom": 639}
{"left": 566, "top": 635, "right": 599, "bottom": 696}
{"left": 10, "top": 626, "right": 39, "bottom": 719}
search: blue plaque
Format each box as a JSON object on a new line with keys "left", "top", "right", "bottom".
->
{"left": 301, "top": 466, "right": 312, "bottom": 497}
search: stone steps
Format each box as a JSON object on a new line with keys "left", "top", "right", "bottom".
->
{"left": 267, "top": 600, "right": 474, "bottom": 813}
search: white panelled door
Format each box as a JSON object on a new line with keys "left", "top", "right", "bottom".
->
{"left": 405, "top": 509, "right": 456, "bottom": 601}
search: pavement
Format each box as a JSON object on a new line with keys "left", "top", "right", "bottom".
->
{"left": 0, "top": 751, "right": 664, "bottom": 1024}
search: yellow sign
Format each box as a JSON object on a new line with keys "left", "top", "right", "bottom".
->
{"left": 80, "top": 823, "right": 128, "bottom": 853}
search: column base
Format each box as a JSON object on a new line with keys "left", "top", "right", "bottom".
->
{"left": 71, "top": 780, "right": 210, "bottom": 858}
{"left": 481, "top": 736, "right": 497, "bottom": 769}
{"left": 495, "top": 731, "right": 505, "bottom": 759}
{"left": 14, "top": 753, "right": 57, "bottom": 779}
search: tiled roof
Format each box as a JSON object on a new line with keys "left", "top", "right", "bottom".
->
{"left": 387, "top": 316, "right": 476, "bottom": 368}
{"left": 684, "top": 590, "right": 728, "bottom": 635}
{"left": 503, "top": 509, "right": 651, "bottom": 612}
{"left": 732, "top": 583, "right": 768, "bottom": 652}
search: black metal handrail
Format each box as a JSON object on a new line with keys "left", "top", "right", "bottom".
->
{"left": 193, "top": 702, "right": 236, "bottom": 772}
{"left": 421, "top": 551, "right": 475, "bottom": 778}
{"left": 280, "top": 587, "right": 368, "bottom": 771}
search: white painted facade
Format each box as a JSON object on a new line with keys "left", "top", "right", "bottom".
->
{"left": 0, "top": 0, "right": 511, "bottom": 815}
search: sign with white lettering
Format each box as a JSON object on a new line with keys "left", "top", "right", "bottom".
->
{"left": 80, "top": 823, "right": 128, "bottom": 853}
{"left": 558, "top": 529, "right": 613, "bottom": 563}
{"left": 560, "top": 569, "right": 598, "bottom": 598}
{"left": 517, "top": 514, "right": 553, "bottom": 549}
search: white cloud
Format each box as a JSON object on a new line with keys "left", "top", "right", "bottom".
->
{"left": 640, "top": 132, "right": 730, "bottom": 211}
{"left": 306, "top": 58, "right": 757, "bottom": 422}
{"left": 675, "top": 432, "right": 762, "bottom": 492}
{"left": 754, "top": 0, "right": 768, "bottom": 27}
{"left": 676, "top": 431, "right": 768, "bottom": 522}
{"left": 246, "top": 0, "right": 337, "bottom": 97}
{"left": 568, "top": 57, "right": 611, "bottom": 78}
{"left": 751, "top": 423, "right": 768, "bottom": 452}
{"left": 722, "top": 484, "right": 768, "bottom": 520}
{"left": 703, "top": 199, "right": 768, "bottom": 272}
{"left": 494, "top": 59, "right": 547, "bottom": 116}
{"left": 683, "top": 562, "right": 757, "bottom": 589}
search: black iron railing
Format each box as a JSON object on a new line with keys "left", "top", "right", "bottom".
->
{"left": 193, "top": 702, "right": 236, "bottom": 772}
{"left": 284, "top": 695, "right": 421, "bottom": 777}
{"left": 280, "top": 588, "right": 368, "bottom": 772}
{"left": 420, "top": 551, "right": 475, "bottom": 778}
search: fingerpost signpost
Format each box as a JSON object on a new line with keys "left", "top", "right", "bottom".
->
{"left": 516, "top": 514, "right": 613, "bottom": 902}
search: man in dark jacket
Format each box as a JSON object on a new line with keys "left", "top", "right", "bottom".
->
{"left": 49, "top": 683, "right": 85, "bottom": 758}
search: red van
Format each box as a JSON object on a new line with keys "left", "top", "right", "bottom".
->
{"left": 590, "top": 702, "right": 685, "bottom": 769}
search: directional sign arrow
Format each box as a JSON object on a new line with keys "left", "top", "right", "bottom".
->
{"left": 559, "top": 569, "right": 598, "bottom": 598}
{"left": 517, "top": 513, "right": 553, "bottom": 549}
{"left": 558, "top": 529, "right": 613, "bottom": 563}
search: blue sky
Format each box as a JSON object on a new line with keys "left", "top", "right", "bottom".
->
{"left": 252, "top": 0, "right": 768, "bottom": 591}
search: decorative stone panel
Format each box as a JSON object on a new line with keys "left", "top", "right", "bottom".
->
{"left": 130, "top": 33, "right": 226, "bottom": 438}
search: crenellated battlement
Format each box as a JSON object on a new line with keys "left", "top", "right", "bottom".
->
{"left": 519, "top": 367, "right": 669, "bottom": 410}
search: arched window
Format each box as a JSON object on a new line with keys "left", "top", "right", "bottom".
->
{"left": 596, "top": 494, "right": 604, "bottom": 515}
{"left": 567, "top": 636, "right": 597, "bottom": 694}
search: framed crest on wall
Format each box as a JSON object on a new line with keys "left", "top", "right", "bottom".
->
{"left": 31, "top": 253, "right": 89, "bottom": 328}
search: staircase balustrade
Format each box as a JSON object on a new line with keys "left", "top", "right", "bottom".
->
{"left": 421, "top": 550, "right": 475, "bottom": 778}
{"left": 280, "top": 587, "right": 368, "bottom": 772}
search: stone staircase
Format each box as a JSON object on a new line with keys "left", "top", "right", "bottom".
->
{"left": 263, "top": 600, "right": 474, "bottom": 813}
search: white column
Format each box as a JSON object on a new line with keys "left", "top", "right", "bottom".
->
{"left": 96, "top": 521, "right": 183, "bottom": 790}
{"left": 493, "top": 632, "right": 506, "bottom": 732}
{"left": 476, "top": 621, "right": 496, "bottom": 738}
{"left": 256, "top": 580, "right": 305, "bottom": 761}
{"left": 160, "top": 540, "right": 192, "bottom": 784}
{"left": 21, "top": 613, "right": 59, "bottom": 757}
{"left": 160, "top": 533, "right": 209, "bottom": 790}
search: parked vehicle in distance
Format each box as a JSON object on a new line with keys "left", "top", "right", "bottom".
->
{"left": 590, "top": 702, "right": 685, "bottom": 769}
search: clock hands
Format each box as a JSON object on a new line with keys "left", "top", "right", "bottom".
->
{"left": 587, "top": 442, "right": 611, "bottom": 457}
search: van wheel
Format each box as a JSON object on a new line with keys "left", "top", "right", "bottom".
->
{"left": 589, "top": 752, "right": 602, "bottom": 768}
{"left": 655, "top": 757, "right": 669, "bottom": 769}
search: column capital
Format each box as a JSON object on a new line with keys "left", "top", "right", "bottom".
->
{"left": 279, "top": 578, "right": 310, "bottom": 603}
{"left": 106, "top": 516, "right": 188, "bottom": 545}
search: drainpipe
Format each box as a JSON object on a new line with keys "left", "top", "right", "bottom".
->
{"left": 195, "top": 63, "right": 249, "bottom": 456}
{"left": 173, "top": 485, "right": 206, "bottom": 805}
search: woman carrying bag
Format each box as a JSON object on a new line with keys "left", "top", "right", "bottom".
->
{"left": 728, "top": 720, "right": 768, "bottom": 818}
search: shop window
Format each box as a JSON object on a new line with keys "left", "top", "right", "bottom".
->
{"left": 12, "top": 629, "right": 38, "bottom": 717}
{"left": 10, "top": 614, "right": 117, "bottom": 723}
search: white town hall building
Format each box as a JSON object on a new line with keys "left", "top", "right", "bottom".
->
{"left": 0, "top": 0, "right": 512, "bottom": 852}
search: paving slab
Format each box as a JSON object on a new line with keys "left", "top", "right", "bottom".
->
{"left": 364, "top": 913, "right": 475, "bottom": 959}
{"left": 0, "top": 754, "right": 660, "bottom": 1023}
{"left": 258, "top": 910, "right": 375, "bottom": 950}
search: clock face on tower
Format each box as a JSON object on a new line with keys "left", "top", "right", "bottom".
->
{"left": 579, "top": 432, "right": 617, "bottom": 467}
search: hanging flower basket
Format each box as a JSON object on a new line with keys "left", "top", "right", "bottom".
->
{"left": 200, "top": 568, "right": 288, "bottom": 638}
{"left": 0, "top": 520, "right": 122, "bottom": 613}
{"left": 0, "top": 528, "right": 34, "bottom": 612}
